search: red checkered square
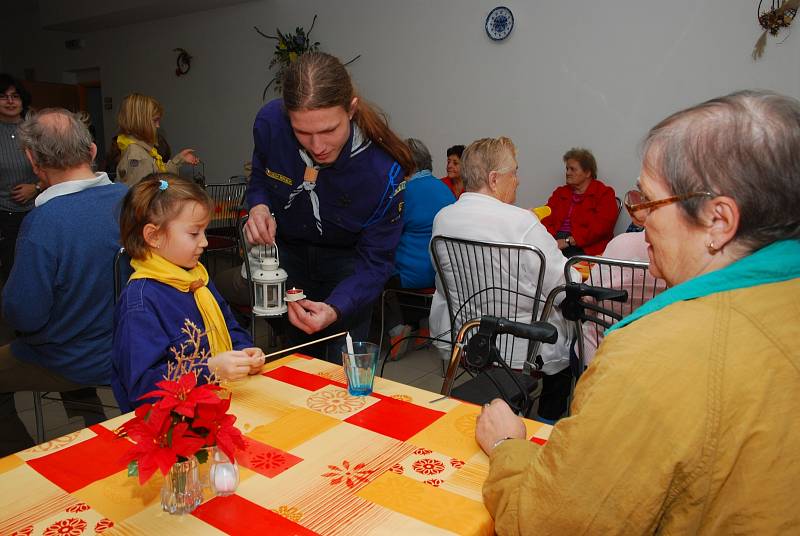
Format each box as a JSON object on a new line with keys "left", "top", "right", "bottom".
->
{"left": 236, "top": 437, "right": 302, "bottom": 478}
{"left": 344, "top": 397, "right": 445, "bottom": 441}
{"left": 26, "top": 426, "right": 129, "bottom": 493}
{"left": 193, "top": 494, "right": 319, "bottom": 535}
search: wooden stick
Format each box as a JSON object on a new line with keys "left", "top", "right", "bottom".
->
{"left": 262, "top": 331, "right": 348, "bottom": 360}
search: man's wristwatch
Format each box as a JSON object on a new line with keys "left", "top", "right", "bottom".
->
{"left": 34, "top": 184, "right": 41, "bottom": 193}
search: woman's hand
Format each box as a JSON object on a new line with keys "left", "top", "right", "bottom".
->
{"left": 242, "top": 347, "right": 266, "bottom": 375}
{"left": 11, "top": 183, "right": 39, "bottom": 204}
{"left": 208, "top": 350, "right": 254, "bottom": 381}
{"left": 287, "top": 300, "right": 337, "bottom": 334}
{"left": 177, "top": 148, "right": 200, "bottom": 165}
{"left": 245, "top": 205, "right": 276, "bottom": 245}
{"left": 476, "top": 398, "right": 527, "bottom": 455}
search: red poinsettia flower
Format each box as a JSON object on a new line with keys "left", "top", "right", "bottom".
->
{"left": 139, "top": 373, "right": 221, "bottom": 418}
{"left": 192, "top": 397, "right": 244, "bottom": 460}
{"left": 122, "top": 414, "right": 205, "bottom": 484}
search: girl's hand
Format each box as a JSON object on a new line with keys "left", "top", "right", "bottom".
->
{"left": 243, "top": 347, "right": 266, "bottom": 374}
{"left": 177, "top": 148, "right": 200, "bottom": 165}
{"left": 208, "top": 350, "right": 253, "bottom": 381}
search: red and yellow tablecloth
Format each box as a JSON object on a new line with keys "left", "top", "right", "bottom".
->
{"left": 0, "top": 355, "right": 551, "bottom": 535}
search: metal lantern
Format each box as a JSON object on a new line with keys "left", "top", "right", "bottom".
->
{"left": 242, "top": 243, "right": 287, "bottom": 316}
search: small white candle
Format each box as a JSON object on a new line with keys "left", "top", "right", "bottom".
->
{"left": 211, "top": 462, "right": 238, "bottom": 495}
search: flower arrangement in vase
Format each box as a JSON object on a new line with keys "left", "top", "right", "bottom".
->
{"left": 255, "top": 14, "right": 360, "bottom": 99}
{"left": 117, "top": 320, "right": 245, "bottom": 514}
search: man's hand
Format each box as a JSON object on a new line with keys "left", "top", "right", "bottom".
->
{"left": 287, "top": 300, "right": 338, "bottom": 335}
{"left": 245, "top": 204, "right": 276, "bottom": 245}
{"left": 242, "top": 347, "right": 266, "bottom": 375}
{"left": 556, "top": 238, "right": 568, "bottom": 250}
{"left": 475, "top": 398, "right": 527, "bottom": 455}
{"left": 11, "top": 183, "right": 38, "bottom": 204}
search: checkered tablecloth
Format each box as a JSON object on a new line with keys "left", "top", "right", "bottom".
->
{"left": 0, "top": 354, "right": 551, "bottom": 535}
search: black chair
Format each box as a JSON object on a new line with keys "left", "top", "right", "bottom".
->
{"left": 204, "top": 180, "right": 248, "bottom": 274}
{"left": 113, "top": 247, "right": 133, "bottom": 304}
{"left": 430, "top": 236, "right": 550, "bottom": 414}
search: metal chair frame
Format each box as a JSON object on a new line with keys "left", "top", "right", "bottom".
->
{"left": 564, "top": 254, "right": 666, "bottom": 375}
{"left": 113, "top": 247, "right": 133, "bottom": 304}
{"left": 377, "top": 287, "right": 435, "bottom": 358}
{"left": 530, "top": 254, "right": 667, "bottom": 415}
{"left": 431, "top": 236, "right": 549, "bottom": 411}
{"left": 431, "top": 235, "right": 547, "bottom": 360}
{"left": 204, "top": 180, "right": 247, "bottom": 274}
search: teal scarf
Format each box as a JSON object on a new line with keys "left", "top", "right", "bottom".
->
{"left": 606, "top": 239, "right": 800, "bottom": 335}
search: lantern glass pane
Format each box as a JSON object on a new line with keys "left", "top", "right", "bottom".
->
{"left": 267, "top": 284, "right": 278, "bottom": 307}
{"left": 255, "top": 284, "right": 264, "bottom": 307}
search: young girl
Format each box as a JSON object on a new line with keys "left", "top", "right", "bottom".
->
{"left": 112, "top": 174, "right": 263, "bottom": 412}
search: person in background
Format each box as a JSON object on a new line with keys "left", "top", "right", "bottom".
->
{"left": 441, "top": 144, "right": 465, "bottom": 199}
{"left": 581, "top": 207, "right": 666, "bottom": 366}
{"left": 476, "top": 90, "right": 800, "bottom": 534}
{"left": 0, "top": 73, "right": 41, "bottom": 282}
{"left": 384, "top": 138, "right": 455, "bottom": 357}
{"left": 429, "top": 137, "right": 575, "bottom": 420}
{"left": 0, "top": 108, "right": 127, "bottom": 455}
{"left": 112, "top": 174, "right": 263, "bottom": 412}
{"left": 114, "top": 93, "right": 199, "bottom": 185}
{"left": 542, "top": 148, "right": 618, "bottom": 256}
{"left": 244, "top": 52, "right": 413, "bottom": 362}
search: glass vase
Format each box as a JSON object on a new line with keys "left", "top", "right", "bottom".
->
{"left": 209, "top": 446, "right": 239, "bottom": 496}
{"left": 161, "top": 456, "right": 203, "bottom": 515}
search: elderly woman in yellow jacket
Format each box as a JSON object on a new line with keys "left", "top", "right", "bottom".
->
{"left": 476, "top": 90, "right": 800, "bottom": 534}
{"left": 114, "top": 93, "right": 199, "bottom": 185}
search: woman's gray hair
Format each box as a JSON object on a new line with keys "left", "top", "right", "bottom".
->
{"left": 18, "top": 108, "right": 94, "bottom": 170}
{"left": 460, "top": 137, "right": 517, "bottom": 192}
{"left": 642, "top": 90, "right": 800, "bottom": 251}
{"left": 405, "top": 138, "right": 433, "bottom": 172}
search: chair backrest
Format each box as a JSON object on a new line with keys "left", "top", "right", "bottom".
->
{"left": 113, "top": 247, "right": 133, "bottom": 304}
{"left": 237, "top": 215, "right": 256, "bottom": 301}
{"left": 206, "top": 181, "right": 248, "bottom": 232}
{"left": 565, "top": 254, "right": 667, "bottom": 370}
{"left": 430, "top": 235, "right": 547, "bottom": 365}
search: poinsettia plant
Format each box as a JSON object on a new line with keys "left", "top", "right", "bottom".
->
{"left": 117, "top": 321, "right": 245, "bottom": 484}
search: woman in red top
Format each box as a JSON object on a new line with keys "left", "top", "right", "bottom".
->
{"left": 542, "top": 148, "right": 618, "bottom": 256}
{"left": 441, "top": 144, "right": 465, "bottom": 198}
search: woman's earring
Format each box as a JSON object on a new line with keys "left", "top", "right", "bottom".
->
{"left": 705, "top": 240, "right": 717, "bottom": 253}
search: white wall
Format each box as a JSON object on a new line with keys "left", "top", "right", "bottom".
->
{"left": 3, "top": 0, "right": 799, "bottom": 229}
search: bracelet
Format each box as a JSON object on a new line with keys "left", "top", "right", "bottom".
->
{"left": 491, "top": 437, "right": 513, "bottom": 451}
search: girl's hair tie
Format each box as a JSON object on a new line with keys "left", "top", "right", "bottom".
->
{"left": 158, "top": 179, "right": 169, "bottom": 191}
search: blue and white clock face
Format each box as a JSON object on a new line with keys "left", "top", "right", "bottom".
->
{"left": 486, "top": 6, "right": 514, "bottom": 41}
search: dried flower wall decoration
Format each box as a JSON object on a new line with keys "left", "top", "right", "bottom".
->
{"left": 255, "top": 14, "right": 361, "bottom": 99}
{"left": 753, "top": 0, "right": 800, "bottom": 59}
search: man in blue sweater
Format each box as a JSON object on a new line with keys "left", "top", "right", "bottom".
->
{"left": 0, "top": 108, "right": 127, "bottom": 455}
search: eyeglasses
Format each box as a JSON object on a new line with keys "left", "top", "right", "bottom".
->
{"left": 624, "top": 189, "right": 715, "bottom": 218}
{"left": 0, "top": 94, "right": 21, "bottom": 102}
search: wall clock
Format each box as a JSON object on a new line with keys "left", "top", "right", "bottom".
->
{"left": 485, "top": 6, "right": 514, "bottom": 41}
